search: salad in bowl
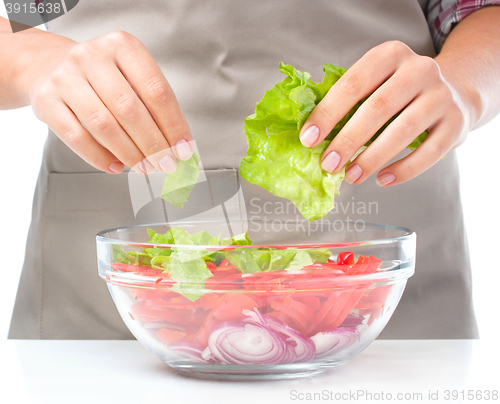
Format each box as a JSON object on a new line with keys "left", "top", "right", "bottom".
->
{"left": 97, "top": 220, "right": 415, "bottom": 380}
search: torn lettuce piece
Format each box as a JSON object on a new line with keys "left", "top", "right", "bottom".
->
{"left": 143, "top": 228, "right": 252, "bottom": 301}
{"left": 284, "top": 250, "right": 314, "bottom": 272}
{"left": 167, "top": 253, "right": 213, "bottom": 301}
{"left": 161, "top": 152, "right": 201, "bottom": 208}
{"left": 240, "top": 63, "right": 428, "bottom": 221}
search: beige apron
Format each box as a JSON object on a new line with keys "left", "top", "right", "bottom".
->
{"left": 8, "top": 0, "right": 478, "bottom": 339}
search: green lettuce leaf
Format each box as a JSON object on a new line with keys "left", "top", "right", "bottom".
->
{"left": 240, "top": 63, "right": 428, "bottom": 221}
{"left": 161, "top": 153, "right": 201, "bottom": 208}
{"left": 113, "top": 227, "right": 336, "bottom": 300}
{"left": 143, "top": 228, "right": 252, "bottom": 301}
{"left": 167, "top": 252, "right": 213, "bottom": 301}
{"left": 284, "top": 250, "right": 314, "bottom": 272}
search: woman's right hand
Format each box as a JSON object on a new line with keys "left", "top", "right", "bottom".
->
{"left": 27, "top": 30, "right": 193, "bottom": 174}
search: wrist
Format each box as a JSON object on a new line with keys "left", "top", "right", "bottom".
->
{"left": 10, "top": 29, "right": 76, "bottom": 106}
{"left": 434, "top": 54, "right": 483, "bottom": 132}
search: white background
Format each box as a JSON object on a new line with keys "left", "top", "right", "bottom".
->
{"left": 1, "top": 6, "right": 499, "bottom": 341}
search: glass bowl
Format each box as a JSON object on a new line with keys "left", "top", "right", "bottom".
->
{"left": 96, "top": 220, "right": 415, "bottom": 380}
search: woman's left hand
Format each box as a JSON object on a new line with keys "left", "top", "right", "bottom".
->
{"left": 298, "top": 40, "right": 470, "bottom": 187}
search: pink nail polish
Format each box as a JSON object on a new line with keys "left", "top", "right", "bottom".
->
{"left": 300, "top": 125, "right": 320, "bottom": 147}
{"left": 345, "top": 164, "right": 363, "bottom": 184}
{"left": 139, "top": 158, "right": 155, "bottom": 174}
{"left": 376, "top": 172, "right": 396, "bottom": 187}
{"left": 108, "top": 161, "right": 124, "bottom": 174}
{"left": 159, "top": 154, "right": 177, "bottom": 174}
{"left": 175, "top": 139, "right": 193, "bottom": 161}
{"left": 321, "top": 151, "right": 341, "bottom": 173}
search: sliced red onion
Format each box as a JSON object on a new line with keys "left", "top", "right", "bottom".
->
{"left": 168, "top": 342, "right": 205, "bottom": 363}
{"left": 339, "top": 314, "right": 365, "bottom": 327}
{"left": 311, "top": 327, "right": 360, "bottom": 358}
{"left": 207, "top": 319, "right": 295, "bottom": 365}
{"left": 262, "top": 315, "right": 316, "bottom": 362}
{"left": 201, "top": 346, "right": 217, "bottom": 364}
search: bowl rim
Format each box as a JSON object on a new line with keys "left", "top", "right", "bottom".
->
{"left": 96, "top": 220, "right": 415, "bottom": 250}
{"left": 97, "top": 221, "right": 415, "bottom": 286}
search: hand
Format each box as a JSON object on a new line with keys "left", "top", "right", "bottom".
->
{"left": 298, "top": 40, "right": 470, "bottom": 187}
{"left": 27, "top": 30, "right": 193, "bottom": 174}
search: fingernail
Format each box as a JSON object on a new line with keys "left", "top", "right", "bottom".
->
{"left": 108, "top": 161, "right": 124, "bottom": 174}
{"left": 159, "top": 154, "right": 177, "bottom": 174}
{"left": 139, "top": 158, "right": 155, "bottom": 174}
{"left": 300, "top": 125, "right": 320, "bottom": 147}
{"left": 345, "top": 164, "right": 363, "bottom": 184}
{"left": 376, "top": 172, "right": 396, "bottom": 187}
{"left": 321, "top": 151, "right": 341, "bottom": 173}
{"left": 175, "top": 139, "right": 193, "bottom": 161}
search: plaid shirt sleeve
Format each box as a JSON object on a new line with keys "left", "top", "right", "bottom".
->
{"left": 427, "top": 0, "right": 500, "bottom": 53}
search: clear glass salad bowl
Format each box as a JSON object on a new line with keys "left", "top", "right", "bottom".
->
{"left": 96, "top": 220, "right": 415, "bottom": 380}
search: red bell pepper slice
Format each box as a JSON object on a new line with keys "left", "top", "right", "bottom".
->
{"left": 324, "top": 287, "right": 367, "bottom": 330}
{"left": 304, "top": 290, "right": 342, "bottom": 335}
{"left": 294, "top": 296, "right": 322, "bottom": 311}
{"left": 364, "top": 256, "right": 383, "bottom": 274}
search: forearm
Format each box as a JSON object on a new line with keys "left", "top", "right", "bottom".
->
{"left": 434, "top": 6, "right": 500, "bottom": 131}
{"left": 0, "top": 16, "right": 75, "bottom": 109}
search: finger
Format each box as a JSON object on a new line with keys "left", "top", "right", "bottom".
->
{"left": 84, "top": 61, "right": 177, "bottom": 173}
{"left": 319, "top": 67, "right": 425, "bottom": 176}
{"left": 375, "top": 120, "right": 455, "bottom": 187}
{"left": 38, "top": 98, "right": 124, "bottom": 174}
{"left": 110, "top": 31, "right": 194, "bottom": 160}
{"left": 58, "top": 76, "right": 151, "bottom": 172}
{"left": 299, "top": 41, "right": 414, "bottom": 148}
{"left": 344, "top": 90, "right": 448, "bottom": 184}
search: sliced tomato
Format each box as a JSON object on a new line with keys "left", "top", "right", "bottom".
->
{"left": 198, "top": 293, "right": 222, "bottom": 310}
{"left": 218, "top": 259, "right": 231, "bottom": 267}
{"left": 206, "top": 261, "right": 217, "bottom": 273}
{"left": 156, "top": 328, "right": 186, "bottom": 345}
{"left": 337, "top": 251, "right": 355, "bottom": 266}
{"left": 192, "top": 312, "right": 219, "bottom": 346}
{"left": 212, "top": 294, "right": 258, "bottom": 321}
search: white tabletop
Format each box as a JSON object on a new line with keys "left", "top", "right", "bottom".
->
{"left": 1, "top": 339, "right": 499, "bottom": 404}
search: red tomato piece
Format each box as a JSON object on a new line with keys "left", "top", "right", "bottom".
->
{"left": 218, "top": 259, "right": 231, "bottom": 267}
{"left": 206, "top": 261, "right": 217, "bottom": 273}
{"left": 337, "top": 251, "right": 355, "bottom": 266}
{"left": 156, "top": 329, "right": 186, "bottom": 345}
{"left": 212, "top": 294, "right": 258, "bottom": 321}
